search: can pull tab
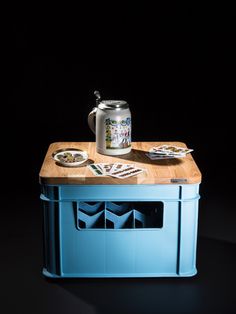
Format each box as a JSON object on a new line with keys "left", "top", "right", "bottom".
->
{"left": 94, "top": 90, "right": 101, "bottom": 106}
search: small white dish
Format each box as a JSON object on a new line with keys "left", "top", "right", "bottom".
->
{"left": 52, "top": 148, "right": 88, "bottom": 167}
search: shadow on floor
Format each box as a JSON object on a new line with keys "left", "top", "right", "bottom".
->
{"left": 52, "top": 238, "right": 236, "bottom": 314}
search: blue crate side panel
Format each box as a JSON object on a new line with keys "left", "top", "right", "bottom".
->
{"left": 178, "top": 199, "right": 199, "bottom": 276}
{"left": 41, "top": 184, "right": 200, "bottom": 278}
{"left": 134, "top": 201, "right": 179, "bottom": 275}
{"left": 42, "top": 185, "right": 182, "bottom": 201}
{"left": 181, "top": 184, "right": 200, "bottom": 199}
{"left": 42, "top": 200, "right": 60, "bottom": 276}
{"left": 43, "top": 200, "right": 181, "bottom": 277}
{"left": 60, "top": 185, "right": 180, "bottom": 201}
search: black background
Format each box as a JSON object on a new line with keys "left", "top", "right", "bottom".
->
{"left": 2, "top": 3, "right": 236, "bottom": 313}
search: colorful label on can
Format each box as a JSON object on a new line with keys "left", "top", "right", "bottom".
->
{"left": 105, "top": 117, "right": 131, "bottom": 149}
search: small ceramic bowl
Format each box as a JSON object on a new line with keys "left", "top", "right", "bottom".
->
{"left": 52, "top": 148, "right": 88, "bottom": 167}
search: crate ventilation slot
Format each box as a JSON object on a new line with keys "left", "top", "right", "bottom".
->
{"left": 76, "top": 201, "right": 163, "bottom": 230}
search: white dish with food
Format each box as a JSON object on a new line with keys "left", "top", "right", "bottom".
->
{"left": 52, "top": 148, "right": 88, "bottom": 167}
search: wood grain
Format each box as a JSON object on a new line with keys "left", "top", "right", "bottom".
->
{"left": 39, "top": 142, "right": 202, "bottom": 185}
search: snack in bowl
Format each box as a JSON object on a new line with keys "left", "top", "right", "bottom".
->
{"left": 52, "top": 149, "right": 88, "bottom": 167}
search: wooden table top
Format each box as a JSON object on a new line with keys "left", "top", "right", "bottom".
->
{"left": 39, "top": 142, "right": 201, "bottom": 185}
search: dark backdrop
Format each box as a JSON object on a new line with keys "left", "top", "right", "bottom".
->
{"left": 5, "top": 4, "right": 235, "bottom": 242}
{"left": 2, "top": 4, "right": 236, "bottom": 314}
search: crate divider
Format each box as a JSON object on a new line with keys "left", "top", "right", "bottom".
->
{"left": 76, "top": 201, "right": 164, "bottom": 230}
{"left": 105, "top": 209, "right": 134, "bottom": 229}
{"left": 76, "top": 202, "right": 105, "bottom": 230}
{"left": 133, "top": 209, "right": 146, "bottom": 228}
{"left": 106, "top": 202, "right": 130, "bottom": 215}
{"left": 79, "top": 201, "right": 104, "bottom": 215}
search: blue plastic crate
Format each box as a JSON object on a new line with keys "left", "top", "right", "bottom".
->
{"left": 41, "top": 184, "right": 200, "bottom": 278}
